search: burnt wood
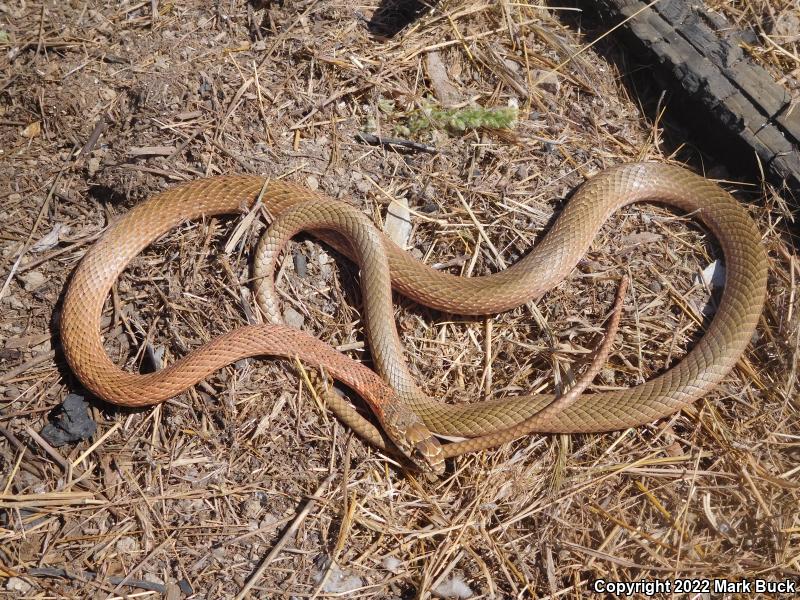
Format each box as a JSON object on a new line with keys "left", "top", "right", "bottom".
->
{"left": 592, "top": 0, "right": 800, "bottom": 193}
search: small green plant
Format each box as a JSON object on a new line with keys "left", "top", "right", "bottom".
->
{"left": 398, "top": 103, "right": 517, "bottom": 136}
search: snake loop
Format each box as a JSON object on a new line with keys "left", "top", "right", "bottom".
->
{"left": 60, "top": 162, "right": 768, "bottom": 472}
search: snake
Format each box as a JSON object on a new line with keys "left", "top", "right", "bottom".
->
{"left": 251, "top": 198, "right": 628, "bottom": 473}
{"left": 60, "top": 162, "right": 768, "bottom": 473}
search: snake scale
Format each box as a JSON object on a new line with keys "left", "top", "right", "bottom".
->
{"left": 60, "top": 162, "right": 768, "bottom": 473}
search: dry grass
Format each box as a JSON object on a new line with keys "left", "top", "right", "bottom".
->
{"left": 1, "top": 1, "right": 798, "bottom": 598}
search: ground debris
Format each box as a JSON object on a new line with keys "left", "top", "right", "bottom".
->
{"left": 39, "top": 394, "right": 97, "bottom": 447}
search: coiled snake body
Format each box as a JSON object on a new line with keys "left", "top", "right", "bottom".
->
{"left": 60, "top": 163, "right": 768, "bottom": 473}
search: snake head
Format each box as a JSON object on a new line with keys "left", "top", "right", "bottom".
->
{"left": 382, "top": 402, "right": 445, "bottom": 476}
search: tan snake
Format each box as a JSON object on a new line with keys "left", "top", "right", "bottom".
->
{"left": 60, "top": 162, "right": 768, "bottom": 473}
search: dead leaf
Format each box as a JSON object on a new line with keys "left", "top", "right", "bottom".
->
{"left": 22, "top": 121, "right": 41, "bottom": 138}
{"left": 425, "top": 51, "right": 461, "bottom": 107}
{"left": 31, "top": 224, "right": 68, "bottom": 253}
{"left": 384, "top": 196, "right": 412, "bottom": 249}
{"left": 621, "top": 231, "right": 662, "bottom": 245}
